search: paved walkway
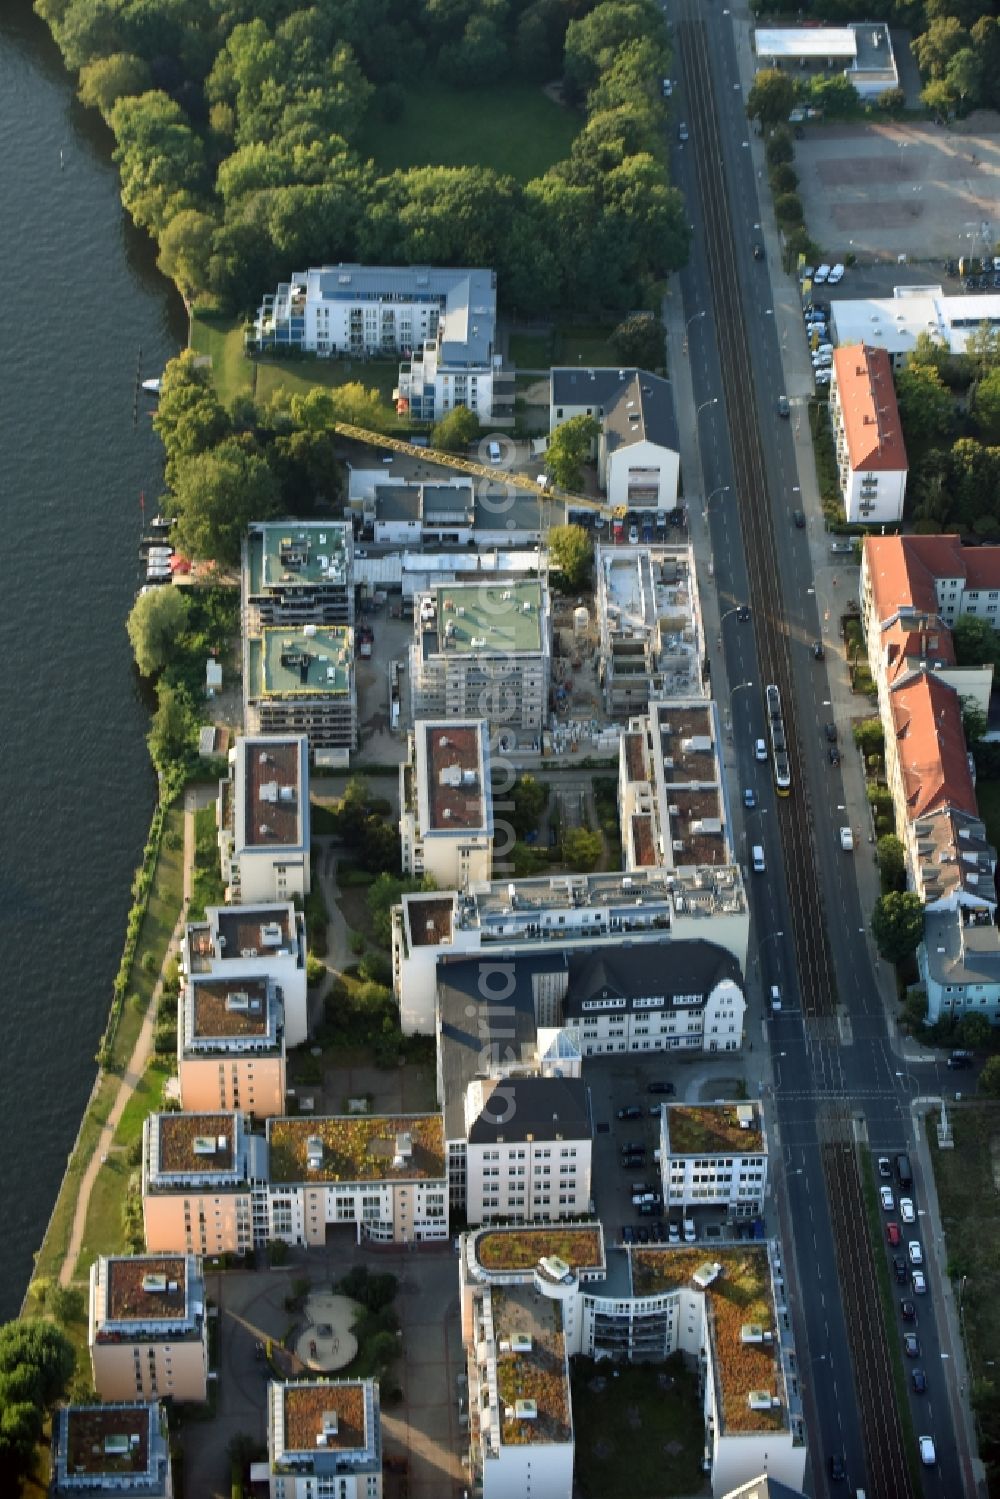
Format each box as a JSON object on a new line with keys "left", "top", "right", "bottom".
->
{"left": 58, "top": 787, "right": 199, "bottom": 1287}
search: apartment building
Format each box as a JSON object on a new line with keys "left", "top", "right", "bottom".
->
{"left": 251, "top": 263, "right": 503, "bottom": 421}
{"left": 392, "top": 865, "right": 750, "bottom": 1035}
{"left": 399, "top": 719, "right": 493, "bottom": 886}
{"left": 459, "top": 1228, "right": 805, "bottom": 1499}
{"left": 267, "top": 1379, "right": 382, "bottom": 1499}
{"left": 595, "top": 545, "right": 705, "bottom": 715}
{"left": 89, "top": 1254, "right": 207, "bottom": 1403}
{"left": 264, "top": 1114, "right": 448, "bottom": 1246}
{"left": 218, "top": 736, "right": 310, "bottom": 904}
{"left": 832, "top": 286, "right": 1000, "bottom": 367}
{"left": 266, "top": 1379, "right": 381, "bottom": 1499}
{"left": 244, "top": 522, "right": 353, "bottom": 628}
{"left": 829, "top": 344, "right": 907, "bottom": 524}
{"left": 410, "top": 579, "right": 550, "bottom": 738}
{"left": 244, "top": 623, "right": 356, "bottom": 754}
{"left": 619, "top": 700, "right": 733, "bottom": 875}
{"left": 862, "top": 532, "right": 1000, "bottom": 639}
{"left": 354, "top": 476, "right": 545, "bottom": 550}
{"left": 550, "top": 367, "right": 680, "bottom": 511}
{"left": 51, "top": 1402, "right": 173, "bottom": 1499}
{"left": 182, "top": 902, "right": 308, "bottom": 1047}
{"left": 178, "top": 975, "right": 285, "bottom": 1117}
{"left": 920, "top": 905, "right": 1000, "bottom": 1024}
{"left": 660, "top": 1104, "right": 769, "bottom": 1216}
{"left": 142, "top": 1111, "right": 267, "bottom": 1256}
{"left": 563, "top": 942, "right": 746, "bottom": 1056}
{"left": 462, "top": 1075, "right": 591, "bottom": 1225}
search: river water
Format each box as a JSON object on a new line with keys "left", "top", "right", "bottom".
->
{"left": 0, "top": 1, "right": 185, "bottom": 1318}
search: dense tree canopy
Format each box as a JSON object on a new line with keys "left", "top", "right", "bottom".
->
{"left": 548, "top": 523, "right": 594, "bottom": 588}
{"left": 546, "top": 415, "right": 600, "bottom": 489}
{"left": 0, "top": 1319, "right": 74, "bottom": 1487}
{"left": 872, "top": 891, "right": 924, "bottom": 965}
{"left": 40, "top": 0, "right": 687, "bottom": 319}
{"left": 127, "top": 586, "right": 191, "bottom": 677}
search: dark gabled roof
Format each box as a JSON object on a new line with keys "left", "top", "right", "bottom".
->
{"left": 466, "top": 1074, "right": 590, "bottom": 1145}
{"left": 564, "top": 940, "right": 742, "bottom": 1014}
{"left": 550, "top": 367, "right": 679, "bottom": 454}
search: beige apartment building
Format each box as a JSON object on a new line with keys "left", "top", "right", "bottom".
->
{"left": 267, "top": 1377, "right": 383, "bottom": 1498}
{"left": 399, "top": 718, "right": 493, "bottom": 887}
{"left": 142, "top": 1111, "right": 266, "bottom": 1256}
{"left": 178, "top": 974, "right": 286, "bottom": 1118}
{"left": 89, "top": 1254, "right": 208, "bottom": 1403}
{"left": 51, "top": 1401, "right": 173, "bottom": 1498}
{"left": 218, "top": 735, "right": 311, "bottom": 904}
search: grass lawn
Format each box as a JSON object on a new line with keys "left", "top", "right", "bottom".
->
{"left": 571, "top": 1356, "right": 704, "bottom": 1498}
{"left": 115, "top": 1059, "right": 172, "bottom": 1150}
{"left": 975, "top": 780, "right": 1000, "bottom": 858}
{"left": 358, "top": 83, "right": 579, "bottom": 182}
{"left": 190, "top": 803, "right": 226, "bottom": 920}
{"left": 509, "top": 333, "right": 553, "bottom": 369}
{"left": 553, "top": 322, "right": 618, "bottom": 368}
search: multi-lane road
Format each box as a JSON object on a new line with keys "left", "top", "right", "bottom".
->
{"left": 666, "top": 0, "right": 972, "bottom": 1492}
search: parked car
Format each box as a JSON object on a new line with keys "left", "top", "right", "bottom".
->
{"left": 628, "top": 524, "right": 639, "bottom": 544}
{"left": 668, "top": 1222, "right": 681, "bottom": 1244}
{"left": 900, "top": 1197, "right": 915, "bottom": 1224}
{"left": 814, "top": 369, "right": 833, "bottom": 386}
{"left": 683, "top": 1218, "right": 696, "bottom": 1243}
{"left": 617, "top": 1106, "right": 642, "bottom": 1121}
{"left": 662, "top": 77, "right": 674, "bottom": 96}
{"left": 908, "top": 1240, "right": 923, "bottom": 1265}
{"left": 825, "top": 722, "right": 839, "bottom": 743}
{"left": 911, "top": 1368, "right": 927, "bottom": 1394}
{"left": 904, "top": 1332, "right": 921, "bottom": 1357}
{"left": 880, "top": 1186, "right": 895, "bottom": 1211}
{"left": 647, "top": 1081, "right": 675, "bottom": 1095}
{"left": 912, "top": 1269, "right": 927, "bottom": 1294}
{"left": 878, "top": 1156, "right": 891, "bottom": 1178}
{"left": 948, "top": 1049, "right": 974, "bottom": 1069}
{"left": 622, "top": 1225, "right": 635, "bottom": 1243}
{"left": 828, "top": 746, "right": 841, "bottom": 767}
{"left": 828, "top": 262, "right": 845, "bottom": 284}
{"left": 814, "top": 264, "right": 831, "bottom": 283}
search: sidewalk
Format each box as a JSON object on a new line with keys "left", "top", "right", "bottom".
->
{"left": 58, "top": 787, "right": 197, "bottom": 1288}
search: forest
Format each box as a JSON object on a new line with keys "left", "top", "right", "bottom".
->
{"left": 36, "top": 0, "right": 690, "bottom": 317}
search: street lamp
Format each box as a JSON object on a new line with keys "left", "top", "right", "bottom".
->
{"left": 753, "top": 929, "right": 785, "bottom": 971}
{"left": 703, "top": 484, "right": 731, "bottom": 521}
{"left": 686, "top": 309, "right": 707, "bottom": 337}
{"left": 697, "top": 396, "right": 719, "bottom": 422}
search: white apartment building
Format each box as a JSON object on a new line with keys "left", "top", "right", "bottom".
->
{"left": 410, "top": 579, "right": 550, "bottom": 739}
{"left": 829, "top": 344, "right": 907, "bottom": 524}
{"left": 267, "top": 1379, "right": 382, "bottom": 1499}
{"left": 595, "top": 545, "right": 704, "bottom": 715}
{"left": 244, "top": 623, "right": 356, "bottom": 755}
{"left": 265, "top": 1115, "right": 449, "bottom": 1246}
{"left": 251, "top": 263, "right": 503, "bottom": 422}
{"left": 459, "top": 1228, "right": 806, "bottom": 1499}
{"left": 550, "top": 368, "right": 680, "bottom": 511}
{"left": 89, "top": 1254, "right": 208, "bottom": 1404}
{"left": 178, "top": 974, "right": 286, "bottom": 1118}
{"left": 218, "top": 736, "right": 310, "bottom": 904}
{"left": 182, "top": 902, "right": 308, "bottom": 1048}
{"left": 244, "top": 522, "right": 353, "bottom": 628}
{"left": 460, "top": 1075, "right": 591, "bottom": 1225}
{"left": 619, "top": 700, "right": 733, "bottom": 875}
{"left": 660, "top": 1104, "right": 769, "bottom": 1216}
{"left": 399, "top": 719, "right": 493, "bottom": 887}
{"left": 392, "top": 865, "right": 750, "bottom": 1036}
{"left": 51, "top": 1403, "right": 173, "bottom": 1499}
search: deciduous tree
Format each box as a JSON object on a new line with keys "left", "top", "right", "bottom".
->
{"left": 548, "top": 524, "right": 594, "bottom": 589}
{"left": 747, "top": 68, "right": 797, "bottom": 126}
{"left": 127, "top": 586, "right": 191, "bottom": 678}
{"left": 171, "top": 439, "right": 280, "bottom": 565}
{"left": 871, "top": 891, "right": 924, "bottom": 965}
{"left": 431, "top": 405, "right": 480, "bottom": 453}
{"left": 545, "top": 415, "right": 599, "bottom": 490}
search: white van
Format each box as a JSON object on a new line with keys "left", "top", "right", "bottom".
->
{"left": 752, "top": 845, "right": 766, "bottom": 874}
{"left": 488, "top": 440, "right": 502, "bottom": 464}
{"left": 770, "top": 985, "right": 782, "bottom": 1013}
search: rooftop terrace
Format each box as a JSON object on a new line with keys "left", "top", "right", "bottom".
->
{"left": 255, "top": 626, "right": 352, "bottom": 697}
{"left": 474, "top": 1226, "right": 604, "bottom": 1274}
{"left": 492, "top": 1286, "right": 572, "bottom": 1447}
{"left": 267, "top": 1113, "right": 446, "bottom": 1183}
{"left": 249, "top": 523, "right": 351, "bottom": 595}
{"left": 240, "top": 738, "right": 304, "bottom": 849}
{"left": 666, "top": 1104, "right": 764, "bottom": 1156}
{"left": 422, "top": 580, "right": 545, "bottom": 656}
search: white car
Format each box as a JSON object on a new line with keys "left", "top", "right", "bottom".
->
{"left": 755, "top": 738, "right": 768, "bottom": 761}
{"left": 813, "top": 264, "right": 831, "bottom": 283}
{"left": 908, "top": 1240, "right": 923, "bottom": 1265}
{"left": 840, "top": 826, "right": 854, "bottom": 851}
{"left": 880, "top": 1186, "right": 894, "bottom": 1211}
{"left": 919, "top": 1435, "right": 936, "bottom": 1467}
{"left": 827, "top": 262, "right": 845, "bottom": 284}
{"left": 662, "top": 77, "right": 674, "bottom": 96}
{"left": 900, "top": 1197, "right": 915, "bottom": 1223}
{"left": 813, "top": 353, "right": 833, "bottom": 368}
{"left": 815, "top": 370, "right": 833, "bottom": 386}
{"left": 912, "top": 1269, "right": 927, "bottom": 1294}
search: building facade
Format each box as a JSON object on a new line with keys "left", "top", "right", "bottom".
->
{"left": 142, "top": 1111, "right": 267, "bottom": 1257}
{"left": 461, "top": 1076, "right": 592, "bottom": 1226}
{"left": 829, "top": 344, "right": 907, "bottom": 524}
{"left": 660, "top": 1105, "right": 769, "bottom": 1216}
{"left": 550, "top": 368, "right": 680, "bottom": 511}
{"left": 89, "top": 1254, "right": 208, "bottom": 1403}
{"left": 267, "top": 1378, "right": 382, "bottom": 1499}
{"left": 218, "top": 736, "right": 310, "bottom": 904}
{"left": 399, "top": 719, "right": 493, "bottom": 887}
{"left": 178, "top": 975, "right": 286, "bottom": 1117}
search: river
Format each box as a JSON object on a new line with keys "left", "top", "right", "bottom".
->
{"left": 0, "top": 0, "right": 185, "bottom": 1319}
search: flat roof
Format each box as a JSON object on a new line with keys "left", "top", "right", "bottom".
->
{"left": 494, "top": 1285, "right": 572, "bottom": 1447}
{"left": 831, "top": 289, "right": 1000, "bottom": 357}
{"left": 154, "top": 1113, "right": 236, "bottom": 1175}
{"left": 474, "top": 1226, "right": 604, "bottom": 1274}
{"left": 666, "top": 1104, "right": 764, "bottom": 1156}
{"left": 631, "top": 813, "right": 657, "bottom": 867}
{"left": 755, "top": 26, "right": 856, "bottom": 57}
{"left": 427, "top": 580, "right": 544, "bottom": 655}
{"left": 418, "top": 721, "right": 489, "bottom": 834}
{"left": 213, "top": 904, "right": 297, "bottom": 959}
{"left": 104, "top": 1256, "right": 189, "bottom": 1324}
{"left": 189, "top": 977, "right": 270, "bottom": 1039}
{"left": 63, "top": 1405, "right": 151, "bottom": 1477}
{"left": 258, "top": 626, "right": 351, "bottom": 697}
{"left": 238, "top": 737, "right": 305, "bottom": 850}
{"left": 267, "top": 1113, "right": 446, "bottom": 1183}
{"left": 657, "top": 702, "right": 718, "bottom": 784}
{"left": 250, "top": 522, "right": 350, "bottom": 594}
{"left": 280, "top": 1381, "right": 369, "bottom": 1455}
{"left": 665, "top": 786, "right": 727, "bottom": 866}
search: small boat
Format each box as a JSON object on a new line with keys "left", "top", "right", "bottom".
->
{"left": 141, "top": 377, "right": 162, "bottom": 395}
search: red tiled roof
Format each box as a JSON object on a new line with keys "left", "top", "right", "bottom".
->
{"left": 833, "top": 345, "right": 907, "bottom": 473}
{"left": 891, "top": 672, "right": 976, "bottom": 821}
{"left": 963, "top": 549, "right": 1000, "bottom": 591}
{"left": 882, "top": 619, "right": 955, "bottom": 686}
{"left": 864, "top": 534, "right": 966, "bottom": 623}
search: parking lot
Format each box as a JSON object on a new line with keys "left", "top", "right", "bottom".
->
{"left": 792, "top": 112, "right": 1000, "bottom": 265}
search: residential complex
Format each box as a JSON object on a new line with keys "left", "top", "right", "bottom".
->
{"left": 459, "top": 1226, "right": 805, "bottom": 1499}
{"left": 177, "top": 974, "right": 285, "bottom": 1117}
{"left": 550, "top": 367, "right": 680, "bottom": 511}
{"left": 251, "top": 263, "right": 503, "bottom": 422}
{"left": 460, "top": 1072, "right": 591, "bottom": 1225}
{"left": 141, "top": 1111, "right": 265, "bottom": 1256}
{"left": 218, "top": 735, "right": 310, "bottom": 904}
{"left": 51, "top": 1402, "right": 173, "bottom": 1498}
{"left": 399, "top": 718, "right": 494, "bottom": 886}
{"left": 619, "top": 699, "right": 733, "bottom": 874}
{"left": 266, "top": 1379, "right": 382, "bottom": 1499}
{"left": 182, "top": 902, "right": 308, "bottom": 1047}
{"left": 244, "top": 623, "right": 356, "bottom": 753}
{"left": 89, "top": 1254, "right": 207, "bottom": 1403}
{"left": 410, "top": 579, "right": 550, "bottom": 738}
{"left": 660, "top": 1104, "right": 769, "bottom": 1215}
{"left": 244, "top": 522, "right": 353, "bottom": 628}
{"left": 831, "top": 286, "right": 1000, "bottom": 365}
{"left": 829, "top": 344, "right": 907, "bottom": 525}
{"left": 352, "top": 474, "right": 544, "bottom": 550}
{"left": 595, "top": 545, "right": 705, "bottom": 715}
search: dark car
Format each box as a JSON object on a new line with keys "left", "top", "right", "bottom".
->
{"left": 636, "top": 1225, "right": 650, "bottom": 1243}
{"left": 900, "top": 1299, "right": 916, "bottom": 1321}
{"left": 912, "top": 1368, "right": 927, "bottom": 1394}
{"left": 737, "top": 604, "right": 751, "bottom": 622}
{"left": 777, "top": 395, "right": 790, "bottom": 418}
{"left": 794, "top": 123, "right": 805, "bottom": 138}
{"left": 829, "top": 1453, "right": 846, "bottom": 1481}
{"left": 828, "top": 746, "right": 841, "bottom": 767}
{"left": 254, "top": 1340, "right": 265, "bottom": 1360}
{"left": 793, "top": 509, "right": 806, "bottom": 528}
{"left": 904, "top": 1332, "right": 921, "bottom": 1357}
{"left": 621, "top": 1224, "right": 635, "bottom": 1244}
{"left": 813, "top": 640, "right": 824, "bottom": 660}
{"left": 825, "top": 722, "right": 838, "bottom": 743}
{"left": 947, "top": 1050, "right": 974, "bottom": 1069}
{"left": 647, "top": 1081, "right": 675, "bottom": 1095}
{"left": 617, "top": 1106, "right": 642, "bottom": 1120}
{"left": 893, "top": 1256, "right": 908, "bottom": 1284}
